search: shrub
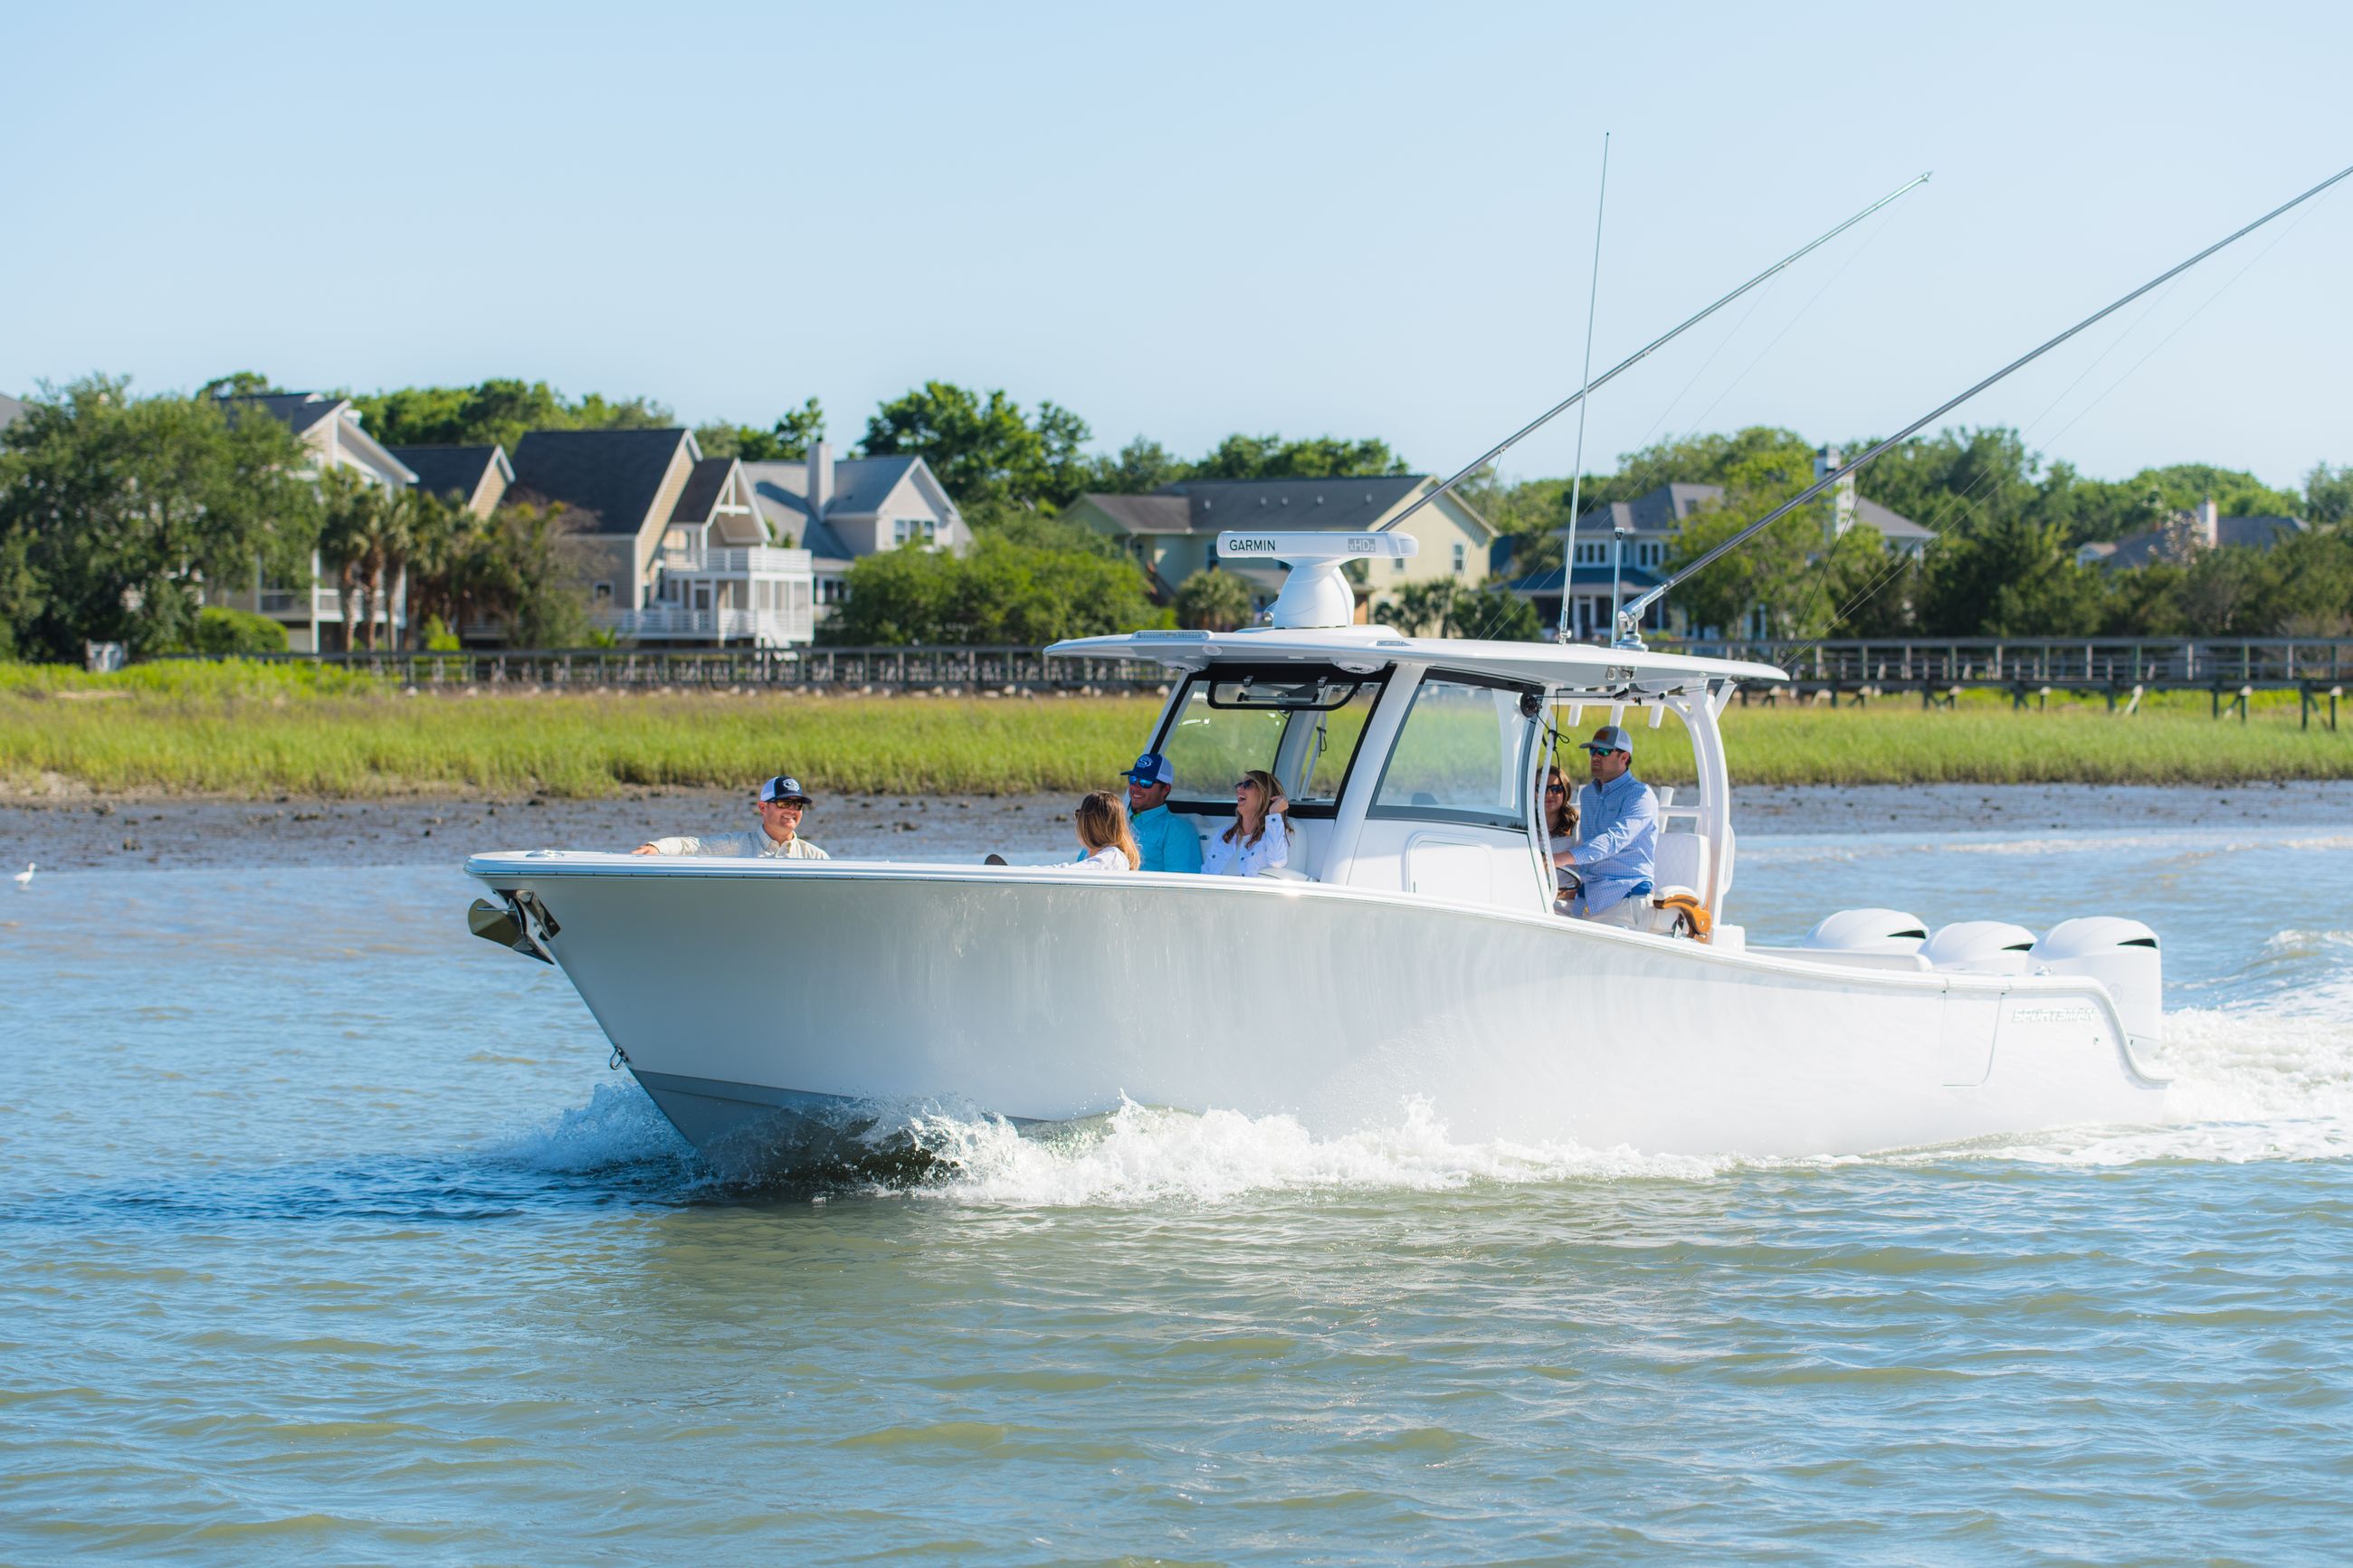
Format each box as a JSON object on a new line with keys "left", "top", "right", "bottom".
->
{"left": 192, "top": 606, "right": 289, "bottom": 655}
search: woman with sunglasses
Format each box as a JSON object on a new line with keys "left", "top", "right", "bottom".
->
{"left": 1544, "top": 764, "right": 1581, "bottom": 911}
{"left": 1202, "top": 769, "right": 1291, "bottom": 878}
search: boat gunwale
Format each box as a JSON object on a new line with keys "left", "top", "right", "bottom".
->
{"left": 462, "top": 848, "right": 2160, "bottom": 1067}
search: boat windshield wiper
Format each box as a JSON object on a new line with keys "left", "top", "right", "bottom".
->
{"left": 1376, "top": 171, "right": 1931, "bottom": 537}
{"left": 1615, "top": 159, "right": 2353, "bottom": 647}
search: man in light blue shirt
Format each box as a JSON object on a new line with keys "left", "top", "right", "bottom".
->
{"left": 1123, "top": 752, "right": 1204, "bottom": 874}
{"left": 1554, "top": 725, "right": 1657, "bottom": 927}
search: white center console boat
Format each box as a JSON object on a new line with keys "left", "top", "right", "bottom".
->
{"left": 466, "top": 533, "right": 2168, "bottom": 1159}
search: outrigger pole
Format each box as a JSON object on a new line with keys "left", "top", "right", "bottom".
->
{"left": 1377, "top": 171, "right": 1931, "bottom": 537}
{"left": 1554, "top": 131, "right": 1612, "bottom": 644}
{"left": 1614, "top": 159, "right": 2353, "bottom": 650}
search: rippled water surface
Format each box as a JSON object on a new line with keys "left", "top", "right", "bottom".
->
{"left": 4, "top": 812, "right": 2351, "bottom": 1563}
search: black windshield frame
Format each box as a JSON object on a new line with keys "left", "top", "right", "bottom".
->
{"left": 1148, "top": 662, "right": 1390, "bottom": 820}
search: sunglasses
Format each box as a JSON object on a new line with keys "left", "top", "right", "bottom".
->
{"left": 1234, "top": 781, "right": 1261, "bottom": 793}
{"left": 1544, "top": 784, "right": 1567, "bottom": 794}
{"left": 762, "top": 796, "right": 810, "bottom": 808}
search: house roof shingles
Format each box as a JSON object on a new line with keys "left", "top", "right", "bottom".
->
{"left": 509, "top": 428, "right": 691, "bottom": 534}
{"left": 389, "top": 444, "right": 508, "bottom": 503}
{"left": 670, "top": 456, "right": 736, "bottom": 526}
{"left": 1075, "top": 475, "right": 1481, "bottom": 537}
{"left": 225, "top": 392, "right": 347, "bottom": 434}
{"left": 2090, "top": 513, "right": 2307, "bottom": 569}
{"left": 741, "top": 455, "right": 921, "bottom": 526}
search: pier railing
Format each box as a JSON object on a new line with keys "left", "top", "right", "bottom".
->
{"left": 155, "top": 645, "right": 1173, "bottom": 691}
{"left": 1671, "top": 637, "right": 2353, "bottom": 689}
{"left": 154, "top": 636, "right": 2353, "bottom": 698}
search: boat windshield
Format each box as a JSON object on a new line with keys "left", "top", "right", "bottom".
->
{"left": 1153, "top": 664, "right": 1386, "bottom": 816}
{"left": 1369, "top": 673, "right": 1539, "bottom": 830}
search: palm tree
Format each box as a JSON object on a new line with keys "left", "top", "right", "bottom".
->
{"left": 400, "top": 489, "right": 478, "bottom": 649}
{"left": 316, "top": 469, "right": 376, "bottom": 650}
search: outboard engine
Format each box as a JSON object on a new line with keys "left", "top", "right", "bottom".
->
{"left": 2031, "top": 917, "right": 2162, "bottom": 1046}
{"left": 1801, "top": 908, "right": 1929, "bottom": 955}
{"left": 1921, "top": 920, "right": 2039, "bottom": 974}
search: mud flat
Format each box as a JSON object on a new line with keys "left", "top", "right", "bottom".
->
{"left": 5, "top": 780, "right": 2349, "bottom": 873}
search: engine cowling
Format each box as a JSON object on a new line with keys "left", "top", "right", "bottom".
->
{"left": 1921, "top": 920, "right": 2040, "bottom": 974}
{"left": 2031, "top": 917, "right": 2163, "bottom": 1046}
{"left": 1801, "top": 908, "right": 1930, "bottom": 955}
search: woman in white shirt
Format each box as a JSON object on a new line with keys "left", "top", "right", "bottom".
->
{"left": 1072, "top": 790, "right": 1140, "bottom": 870}
{"left": 1543, "top": 764, "right": 1581, "bottom": 911}
{"left": 1203, "top": 770, "right": 1291, "bottom": 877}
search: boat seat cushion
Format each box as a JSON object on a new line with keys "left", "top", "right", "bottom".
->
{"left": 1652, "top": 829, "right": 1711, "bottom": 904}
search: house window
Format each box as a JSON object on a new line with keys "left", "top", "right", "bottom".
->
{"left": 1452, "top": 543, "right": 1466, "bottom": 575}
{"left": 1393, "top": 556, "right": 1407, "bottom": 574}
{"left": 922, "top": 518, "right": 937, "bottom": 543}
{"left": 592, "top": 582, "right": 613, "bottom": 606}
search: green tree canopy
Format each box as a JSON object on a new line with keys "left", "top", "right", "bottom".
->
{"left": 1173, "top": 566, "right": 1253, "bottom": 632}
{"left": 696, "top": 396, "right": 825, "bottom": 462}
{"left": 859, "top": 382, "right": 1095, "bottom": 509}
{"left": 821, "top": 533, "right": 1167, "bottom": 645}
{"left": 1084, "top": 437, "right": 1187, "bottom": 495}
{"left": 0, "top": 377, "right": 319, "bottom": 660}
{"left": 1186, "top": 433, "right": 1410, "bottom": 482}
{"left": 349, "top": 379, "right": 672, "bottom": 451}
{"left": 2307, "top": 462, "right": 2353, "bottom": 527}
{"left": 196, "top": 370, "right": 283, "bottom": 400}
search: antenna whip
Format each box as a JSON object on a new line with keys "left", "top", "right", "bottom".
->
{"left": 1555, "top": 132, "right": 1611, "bottom": 644}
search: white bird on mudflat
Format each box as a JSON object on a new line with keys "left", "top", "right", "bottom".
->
{"left": 12, "top": 863, "right": 32, "bottom": 888}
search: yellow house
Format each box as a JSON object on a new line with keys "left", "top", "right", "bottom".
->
{"left": 1063, "top": 475, "right": 1496, "bottom": 621}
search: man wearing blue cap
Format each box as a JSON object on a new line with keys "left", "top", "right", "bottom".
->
{"left": 633, "top": 774, "right": 831, "bottom": 860}
{"left": 1552, "top": 725, "right": 1656, "bottom": 927}
{"left": 1122, "top": 752, "right": 1203, "bottom": 875}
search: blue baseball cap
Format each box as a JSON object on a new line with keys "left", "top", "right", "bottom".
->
{"left": 759, "top": 774, "right": 813, "bottom": 804}
{"left": 1123, "top": 752, "right": 1175, "bottom": 787}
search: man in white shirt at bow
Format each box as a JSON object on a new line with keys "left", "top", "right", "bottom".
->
{"left": 633, "top": 774, "right": 832, "bottom": 860}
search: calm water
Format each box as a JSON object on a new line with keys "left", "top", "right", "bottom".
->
{"left": 4, "top": 811, "right": 2351, "bottom": 1563}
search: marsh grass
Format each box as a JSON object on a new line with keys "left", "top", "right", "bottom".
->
{"left": 4, "top": 661, "right": 2348, "bottom": 799}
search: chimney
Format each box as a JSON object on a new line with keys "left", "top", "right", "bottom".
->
{"left": 2199, "top": 495, "right": 2218, "bottom": 548}
{"left": 1815, "top": 444, "right": 1856, "bottom": 538}
{"left": 809, "top": 439, "right": 834, "bottom": 518}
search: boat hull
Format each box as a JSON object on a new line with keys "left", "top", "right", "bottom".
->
{"left": 466, "top": 854, "right": 2168, "bottom": 1158}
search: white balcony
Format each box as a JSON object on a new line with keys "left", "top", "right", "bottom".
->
{"left": 656, "top": 546, "right": 813, "bottom": 575}
{"left": 592, "top": 605, "right": 813, "bottom": 647}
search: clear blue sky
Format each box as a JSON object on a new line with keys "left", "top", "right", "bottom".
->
{"left": 4, "top": 1, "right": 2347, "bottom": 493}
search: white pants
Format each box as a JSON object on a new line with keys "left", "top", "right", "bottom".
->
{"left": 1577, "top": 896, "right": 1656, "bottom": 931}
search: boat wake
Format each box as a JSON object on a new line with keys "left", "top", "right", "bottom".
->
{"left": 479, "top": 927, "right": 2353, "bottom": 1205}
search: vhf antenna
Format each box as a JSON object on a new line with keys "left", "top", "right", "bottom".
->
{"left": 1554, "top": 131, "right": 1611, "bottom": 645}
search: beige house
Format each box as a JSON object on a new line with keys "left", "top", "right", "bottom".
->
{"left": 208, "top": 392, "right": 417, "bottom": 651}
{"left": 507, "top": 429, "right": 814, "bottom": 646}
{"left": 1063, "top": 475, "right": 1497, "bottom": 621}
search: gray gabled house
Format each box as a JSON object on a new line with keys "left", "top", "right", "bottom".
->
{"left": 2075, "top": 499, "right": 2308, "bottom": 570}
{"left": 742, "top": 440, "right": 969, "bottom": 618}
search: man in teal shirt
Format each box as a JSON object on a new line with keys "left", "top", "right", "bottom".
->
{"left": 1123, "top": 752, "right": 1203, "bottom": 874}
